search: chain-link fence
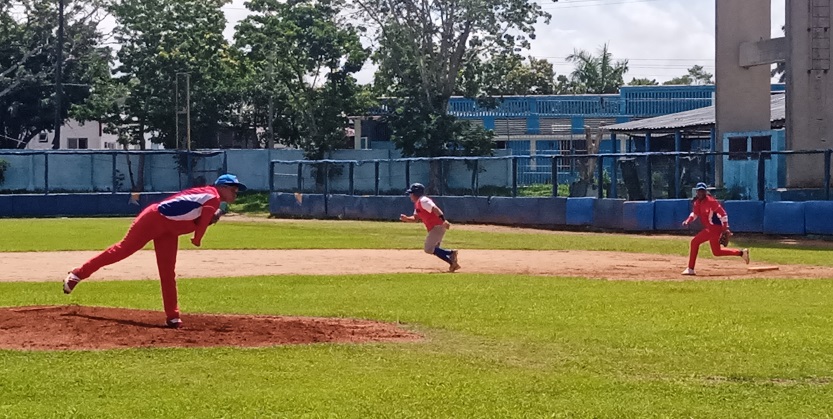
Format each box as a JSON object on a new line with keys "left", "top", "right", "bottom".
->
{"left": 2, "top": 149, "right": 830, "bottom": 200}
{"left": 270, "top": 150, "right": 833, "bottom": 201}
{"left": 0, "top": 150, "right": 228, "bottom": 194}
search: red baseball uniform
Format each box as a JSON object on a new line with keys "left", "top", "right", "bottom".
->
{"left": 72, "top": 186, "right": 220, "bottom": 321}
{"left": 414, "top": 196, "right": 444, "bottom": 231}
{"left": 684, "top": 195, "right": 742, "bottom": 269}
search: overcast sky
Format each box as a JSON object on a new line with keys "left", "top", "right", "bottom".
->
{"left": 104, "top": 0, "right": 787, "bottom": 85}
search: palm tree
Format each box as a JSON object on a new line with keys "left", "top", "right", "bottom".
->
{"left": 771, "top": 25, "right": 786, "bottom": 83}
{"left": 566, "top": 43, "right": 629, "bottom": 94}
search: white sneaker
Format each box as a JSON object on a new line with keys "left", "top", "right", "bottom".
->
{"left": 741, "top": 249, "right": 750, "bottom": 265}
{"left": 681, "top": 268, "right": 696, "bottom": 276}
{"left": 63, "top": 272, "right": 81, "bottom": 294}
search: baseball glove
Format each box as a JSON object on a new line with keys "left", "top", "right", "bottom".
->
{"left": 719, "top": 229, "right": 732, "bottom": 247}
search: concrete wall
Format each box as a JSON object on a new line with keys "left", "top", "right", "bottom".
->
{"left": 267, "top": 193, "right": 831, "bottom": 236}
{"left": 786, "top": 0, "right": 833, "bottom": 187}
{"left": 0, "top": 192, "right": 170, "bottom": 218}
{"left": 0, "top": 192, "right": 828, "bottom": 237}
{"left": 715, "top": 0, "right": 772, "bottom": 184}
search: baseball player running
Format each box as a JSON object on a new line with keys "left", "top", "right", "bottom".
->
{"left": 681, "top": 182, "right": 750, "bottom": 275}
{"left": 400, "top": 183, "right": 461, "bottom": 272}
{"left": 62, "top": 174, "right": 247, "bottom": 328}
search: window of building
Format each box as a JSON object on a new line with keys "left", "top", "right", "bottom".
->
{"left": 38, "top": 133, "right": 48, "bottom": 143}
{"left": 728, "top": 136, "right": 748, "bottom": 160}
{"left": 750, "top": 135, "right": 772, "bottom": 157}
{"left": 67, "top": 138, "right": 89, "bottom": 149}
{"left": 728, "top": 135, "right": 771, "bottom": 160}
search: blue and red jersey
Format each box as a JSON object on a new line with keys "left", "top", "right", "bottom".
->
{"left": 156, "top": 186, "right": 220, "bottom": 244}
{"left": 414, "top": 196, "right": 444, "bottom": 231}
{"left": 686, "top": 195, "right": 729, "bottom": 229}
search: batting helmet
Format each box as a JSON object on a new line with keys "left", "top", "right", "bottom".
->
{"left": 406, "top": 183, "right": 425, "bottom": 196}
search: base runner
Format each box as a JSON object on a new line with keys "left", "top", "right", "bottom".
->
{"left": 681, "top": 182, "right": 750, "bottom": 275}
{"left": 62, "top": 174, "right": 247, "bottom": 328}
{"left": 399, "top": 183, "right": 461, "bottom": 272}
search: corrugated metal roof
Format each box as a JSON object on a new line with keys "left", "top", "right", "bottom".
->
{"left": 605, "top": 94, "right": 785, "bottom": 132}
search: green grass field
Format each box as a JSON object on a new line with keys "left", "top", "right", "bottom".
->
{"left": 1, "top": 217, "right": 832, "bottom": 266}
{"left": 2, "top": 218, "right": 833, "bottom": 418}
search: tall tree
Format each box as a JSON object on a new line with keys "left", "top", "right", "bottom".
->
{"left": 109, "top": 0, "right": 234, "bottom": 150}
{"left": 0, "top": 0, "right": 108, "bottom": 149}
{"left": 354, "top": 0, "right": 552, "bottom": 159}
{"left": 565, "top": 43, "right": 629, "bottom": 94}
{"left": 663, "top": 65, "right": 714, "bottom": 85}
{"left": 460, "top": 53, "right": 558, "bottom": 97}
{"left": 235, "top": 0, "right": 370, "bottom": 160}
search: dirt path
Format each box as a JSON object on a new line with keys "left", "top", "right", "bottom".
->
{"left": 0, "top": 306, "right": 419, "bottom": 351}
{"left": 3, "top": 249, "right": 831, "bottom": 282}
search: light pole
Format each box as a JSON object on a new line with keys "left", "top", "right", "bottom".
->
{"left": 52, "top": 0, "right": 65, "bottom": 149}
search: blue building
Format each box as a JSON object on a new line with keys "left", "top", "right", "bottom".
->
{"left": 358, "top": 84, "right": 786, "bottom": 157}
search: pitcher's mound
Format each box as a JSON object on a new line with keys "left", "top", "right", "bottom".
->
{"left": 0, "top": 306, "right": 420, "bottom": 351}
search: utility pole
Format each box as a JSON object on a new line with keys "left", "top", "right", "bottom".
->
{"left": 175, "top": 72, "right": 191, "bottom": 150}
{"left": 267, "top": 54, "right": 275, "bottom": 150}
{"left": 52, "top": 0, "right": 65, "bottom": 149}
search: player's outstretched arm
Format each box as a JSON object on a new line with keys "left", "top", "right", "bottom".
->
{"left": 192, "top": 202, "right": 219, "bottom": 247}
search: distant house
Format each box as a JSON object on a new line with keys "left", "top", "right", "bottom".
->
{"left": 28, "top": 119, "right": 160, "bottom": 150}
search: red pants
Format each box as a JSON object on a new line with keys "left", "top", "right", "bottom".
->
{"left": 73, "top": 204, "right": 196, "bottom": 321}
{"left": 688, "top": 226, "right": 742, "bottom": 269}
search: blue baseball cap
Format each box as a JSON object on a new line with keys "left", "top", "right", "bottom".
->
{"left": 215, "top": 174, "right": 247, "bottom": 191}
{"left": 695, "top": 182, "right": 708, "bottom": 191}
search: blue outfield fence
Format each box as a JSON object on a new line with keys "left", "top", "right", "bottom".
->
{"left": 267, "top": 191, "right": 833, "bottom": 236}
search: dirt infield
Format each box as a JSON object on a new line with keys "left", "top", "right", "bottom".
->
{"left": 2, "top": 248, "right": 831, "bottom": 351}
{"left": 3, "top": 249, "right": 832, "bottom": 282}
{"left": 0, "top": 305, "right": 419, "bottom": 351}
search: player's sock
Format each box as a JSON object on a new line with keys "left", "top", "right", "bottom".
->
{"left": 433, "top": 247, "right": 452, "bottom": 263}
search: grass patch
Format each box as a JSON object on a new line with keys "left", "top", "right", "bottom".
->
{"left": 518, "top": 183, "right": 569, "bottom": 197}
{"left": 230, "top": 191, "right": 270, "bottom": 214}
{"left": 0, "top": 218, "right": 831, "bottom": 267}
{"left": 2, "top": 275, "right": 833, "bottom": 417}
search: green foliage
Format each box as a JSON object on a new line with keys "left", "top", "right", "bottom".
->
{"left": 663, "top": 65, "right": 714, "bottom": 85}
{"left": 460, "top": 53, "right": 560, "bottom": 97}
{"left": 234, "top": 0, "right": 369, "bottom": 160}
{"left": 516, "top": 183, "right": 569, "bottom": 197}
{"left": 566, "top": 43, "right": 629, "bottom": 94}
{"left": 357, "top": 0, "right": 549, "bottom": 160}
{"left": 0, "top": 0, "right": 109, "bottom": 149}
{"left": 230, "top": 191, "right": 270, "bottom": 214}
{"left": 107, "top": 0, "right": 233, "bottom": 150}
{"left": 628, "top": 77, "right": 659, "bottom": 86}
